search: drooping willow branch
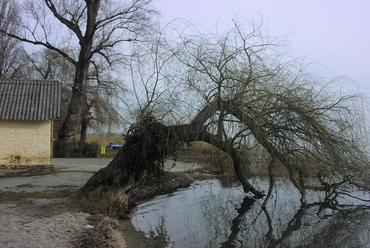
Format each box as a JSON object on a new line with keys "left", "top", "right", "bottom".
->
{"left": 82, "top": 92, "right": 369, "bottom": 205}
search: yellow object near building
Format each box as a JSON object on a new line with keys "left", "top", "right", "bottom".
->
{"left": 100, "top": 146, "right": 106, "bottom": 155}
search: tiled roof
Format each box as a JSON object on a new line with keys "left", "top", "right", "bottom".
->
{"left": 0, "top": 79, "right": 61, "bottom": 121}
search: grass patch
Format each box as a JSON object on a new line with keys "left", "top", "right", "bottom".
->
{"left": 0, "top": 190, "right": 73, "bottom": 203}
{"left": 0, "top": 168, "right": 54, "bottom": 178}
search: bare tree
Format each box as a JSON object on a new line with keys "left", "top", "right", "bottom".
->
{"left": 27, "top": 48, "right": 124, "bottom": 143}
{"left": 26, "top": 49, "right": 75, "bottom": 82}
{"left": 172, "top": 23, "right": 370, "bottom": 202}
{"left": 0, "top": 0, "right": 27, "bottom": 79}
{"left": 0, "top": 0, "right": 154, "bottom": 142}
{"left": 80, "top": 23, "right": 369, "bottom": 211}
{"left": 80, "top": 63, "right": 125, "bottom": 143}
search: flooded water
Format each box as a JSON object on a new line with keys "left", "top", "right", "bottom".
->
{"left": 131, "top": 178, "right": 370, "bottom": 248}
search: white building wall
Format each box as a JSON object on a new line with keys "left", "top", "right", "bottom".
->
{"left": 0, "top": 120, "right": 52, "bottom": 168}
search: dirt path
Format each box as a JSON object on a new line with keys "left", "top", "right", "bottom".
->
{"left": 0, "top": 159, "right": 115, "bottom": 248}
{"left": 0, "top": 158, "right": 201, "bottom": 192}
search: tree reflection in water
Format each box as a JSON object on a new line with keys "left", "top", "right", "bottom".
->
{"left": 131, "top": 179, "right": 370, "bottom": 248}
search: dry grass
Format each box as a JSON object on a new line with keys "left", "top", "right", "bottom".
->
{"left": 72, "top": 215, "right": 124, "bottom": 248}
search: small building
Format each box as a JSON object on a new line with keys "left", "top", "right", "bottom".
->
{"left": 0, "top": 80, "right": 61, "bottom": 169}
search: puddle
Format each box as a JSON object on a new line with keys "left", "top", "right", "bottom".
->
{"left": 131, "top": 179, "right": 370, "bottom": 248}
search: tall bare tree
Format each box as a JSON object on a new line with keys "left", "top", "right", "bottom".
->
{"left": 0, "top": 0, "right": 154, "bottom": 142}
{"left": 27, "top": 48, "right": 124, "bottom": 143}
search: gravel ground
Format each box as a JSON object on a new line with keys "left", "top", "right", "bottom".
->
{"left": 0, "top": 158, "right": 201, "bottom": 248}
{"left": 0, "top": 198, "right": 90, "bottom": 248}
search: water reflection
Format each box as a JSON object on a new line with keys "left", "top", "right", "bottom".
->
{"left": 131, "top": 179, "right": 370, "bottom": 248}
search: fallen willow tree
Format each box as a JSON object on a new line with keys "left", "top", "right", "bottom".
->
{"left": 82, "top": 100, "right": 265, "bottom": 201}
{"left": 80, "top": 23, "right": 370, "bottom": 209}
{"left": 81, "top": 96, "right": 369, "bottom": 207}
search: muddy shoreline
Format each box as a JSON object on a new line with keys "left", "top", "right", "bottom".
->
{"left": 83, "top": 169, "right": 222, "bottom": 248}
{"left": 0, "top": 157, "right": 226, "bottom": 248}
{"left": 0, "top": 167, "right": 221, "bottom": 248}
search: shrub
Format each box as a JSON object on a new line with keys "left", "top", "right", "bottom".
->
{"left": 54, "top": 141, "right": 99, "bottom": 158}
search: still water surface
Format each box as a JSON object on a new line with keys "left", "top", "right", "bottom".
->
{"left": 131, "top": 179, "right": 370, "bottom": 248}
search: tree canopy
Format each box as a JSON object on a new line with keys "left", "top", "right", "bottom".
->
{"left": 82, "top": 23, "right": 370, "bottom": 208}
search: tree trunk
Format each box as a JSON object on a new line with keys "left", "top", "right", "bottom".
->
{"left": 81, "top": 118, "right": 263, "bottom": 200}
{"left": 80, "top": 115, "right": 89, "bottom": 144}
{"left": 80, "top": 101, "right": 272, "bottom": 210}
{"left": 82, "top": 121, "right": 196, "bottom": 193}
{"left": 58, "top": 87, "right": 85, "bottom": 142}
{"left": 58, "top": 46, "right": 91, "bottom": 142}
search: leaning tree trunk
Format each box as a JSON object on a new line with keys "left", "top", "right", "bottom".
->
{"left": 81, "top": 116, "right": 264, "bottom": 203}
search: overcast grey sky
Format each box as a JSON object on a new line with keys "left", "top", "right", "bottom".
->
{"left": 155, "top": 0, "right": 370, "bottom": 94}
